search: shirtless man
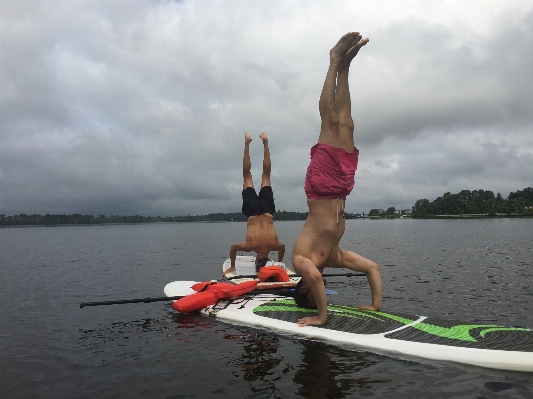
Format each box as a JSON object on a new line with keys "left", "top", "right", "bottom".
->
{"left": 223, "top": 132, "right": 286, "bottom": 276}
{"left": 292, "top": 32, "right": 383, "bottom": 326}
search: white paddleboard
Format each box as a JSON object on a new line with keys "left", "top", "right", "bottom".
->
{"left": 164, "top": 282, "right": 533, "bottom": 372}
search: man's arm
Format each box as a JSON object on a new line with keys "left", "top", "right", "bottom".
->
{"left": 293, "top": 254, "right": 328, "bottom": 326}
{"left": 356, "top": 264, "right": 382, "bottom": 311}
{"left": 340, "top": 251, "right": 382, "bottom": 310}
{"left": 300, "top": 265, "right": 327, "bottom": 326}
{"left": 224, "top": 242, "right": 250, "bottom": 277}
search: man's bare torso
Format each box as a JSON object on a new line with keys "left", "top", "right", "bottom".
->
{"left": 292, "top": 198, "right": 346, "bottom": 269}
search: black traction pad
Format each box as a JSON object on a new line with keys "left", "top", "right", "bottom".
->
{"left": 253, "top": 298, "right": 533, "bottom": 352}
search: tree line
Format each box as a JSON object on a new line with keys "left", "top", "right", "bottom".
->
{"left": 2, "top": 187, "right": 531, "bottom": 226}
{"left": 0, "top": 210, "right": 315, "bottom": 227}
{"left": 0, "top": 209, "right": 364, "bottom": 226}
{"left": 410, "top": 187, "right": 533, "bottom": 217}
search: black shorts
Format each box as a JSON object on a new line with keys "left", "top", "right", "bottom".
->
{"left": 242, "top": 186, "right": 276, "bottom": 217}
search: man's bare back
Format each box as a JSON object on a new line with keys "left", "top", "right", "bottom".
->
{"left": 245, "top": 214, "right": 282, "bottom": 251}
{"left": 228, "top": 213, "right": 285, "bottom": 272}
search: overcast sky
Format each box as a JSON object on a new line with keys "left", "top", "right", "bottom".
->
{"left": 1, "top": 0, "right": 532, "bottom": 217}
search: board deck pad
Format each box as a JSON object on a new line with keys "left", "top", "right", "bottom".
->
{"left": 253, "top": 298, "right": 415, "bottom": 334}
{"left": 253, "top": 298, "right": 533, "bottom": 352}
{"left": 222, "top": 255, "right": 301, "bottom": 289}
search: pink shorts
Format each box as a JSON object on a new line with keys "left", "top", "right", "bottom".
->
{"left": 304, "top": 143, "right": 359, "bottom": 200}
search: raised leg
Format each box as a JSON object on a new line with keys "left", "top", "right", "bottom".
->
{"left": 243, "top": 132, "right": 253, "bottom": 189}
{"left": 335, "top": 36, "right": 369, "bottom": 152}
{"left": 259, "top": 132, "right": 271, "bottom": 188}
{"left": 317, "top": 32, "right": 362, "bottom": 147}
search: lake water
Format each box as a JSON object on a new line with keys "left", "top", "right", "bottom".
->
{"left": 1, "top": 219, "right": 533, "bottom": 398}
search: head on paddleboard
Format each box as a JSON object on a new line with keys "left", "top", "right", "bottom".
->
{"left": 293, "top": 278, "right": 326, "bottom": 309}
{"left": 255, "top": 255, "right": 270, "bottom": 270}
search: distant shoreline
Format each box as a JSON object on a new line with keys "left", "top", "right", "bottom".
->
{"left": 1, "top": 212, "right": 531, "bottom": 227}
{"left": 362, "top": 213, "right": 532, "bottom": 219}
{"left": 4, "top": 188, "right": 531, "bottom": 226}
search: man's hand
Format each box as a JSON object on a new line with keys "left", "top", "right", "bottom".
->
{"left": 222, "top": 267, "right": 236, "bottom": 277}
{"left": 297, "top": 315, "right": 327, "bottom": 327}
{"left": 356, "top": 304, "right": 381, "bottom": 311}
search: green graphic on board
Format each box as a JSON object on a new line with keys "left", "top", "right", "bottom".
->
{"left": 253, "top": 299, "right": 532, "bottom": 343}
{"left": 410, "top": 321, "right": 531, "bottom": 342}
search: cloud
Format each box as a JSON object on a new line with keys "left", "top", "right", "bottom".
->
{"left": 1, "top": 0, "right": 532, "bottom": 216}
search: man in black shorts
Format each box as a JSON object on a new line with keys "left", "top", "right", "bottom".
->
{"left": 223, "top": 132, "right": 285, "bottom": 277}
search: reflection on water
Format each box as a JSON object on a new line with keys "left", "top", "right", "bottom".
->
{"left": 171, "top": 312, "right": 220, "bottom": 343}
{"left": 79, "top": 318, "right": 169, "bottom": 344}
{"left": 217, "top": 323, "right": 392, "bottom": 399}
{"left": 225, "top": 332, "right": 286, "bottom": 397}
{"left": 294, "top": 341, "right": 391, "bottom": 399}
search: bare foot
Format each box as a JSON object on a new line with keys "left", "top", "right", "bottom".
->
{"left": 330, "top": 32, "right": 361, "bottom": 61}
{"left": 258, "top": 132, "right": 268, "bottom": 144}
{"left": 340, "top": 36, "right": 369, "bottom": 69}
{"left": 244, "top": 132, "right": 252, "bottom": 144}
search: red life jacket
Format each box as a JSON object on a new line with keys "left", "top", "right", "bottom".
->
{"left": 257, "top": 265, "right": 290, "bottom": 282}
{"left": 172, "top": 280, "right": 258, "bottom": 313}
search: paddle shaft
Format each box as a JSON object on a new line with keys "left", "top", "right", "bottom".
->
{"left": 225, "top": 272, "right": 366, "bottom": 280}
{"left": 80, "top": 296, "right": 184, "bottom": 308}
{"left": 79, "top": 289, "right": 299, "bottom": 309}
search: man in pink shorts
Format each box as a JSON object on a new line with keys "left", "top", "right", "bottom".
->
{"left": 292, "top": 32, "right": 383, "bottom": 326}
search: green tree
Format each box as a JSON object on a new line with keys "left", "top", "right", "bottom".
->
{"left": 412, "top": 199, "right": 431, "bottom": 217}
{"left": 509, "top": 187, "right": 533, "bottom": 208}
{"left": 368, "top": 209, "right": 383, "bottom": 217}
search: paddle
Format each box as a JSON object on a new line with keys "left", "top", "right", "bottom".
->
{"left": 80, "top": 296, "right": 184, "bottom": 308}
{"left": 79, "top": 288, "right": 309, "bottom": 309}
{"left": 322, "top": 272, "right": 366, "bottom": 277}
{"left": 80, "top": 287, "right": 338, "bottom": 308}
{"left": 225, "top": 272, "right": 366, "bottom": 280}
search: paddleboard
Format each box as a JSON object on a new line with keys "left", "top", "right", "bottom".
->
{"left": 164, "top": 282, "right": 533, "bottom": 372}
{"left": 222, "top": 255, "right": 301, "bottom": 290}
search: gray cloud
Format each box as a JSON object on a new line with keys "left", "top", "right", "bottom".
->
{"left": 1, "top": 1, "right": 532, "bottom": 216}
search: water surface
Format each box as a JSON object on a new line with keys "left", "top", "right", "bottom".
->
{"left": 1, "top": 219, "right": 532, "bottom": 398}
